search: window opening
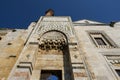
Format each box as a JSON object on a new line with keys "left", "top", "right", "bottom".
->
{"left": 116, "top": 70, "right": 120, "bottom": 77}
{"left": 94, "top": 37, "right": 106, "bottom": 45}
{"left": 88, "top": 31, "right": 117, "bottom": 48}
{"left": 40, "top": 70, "right": 62, "bottom": 80}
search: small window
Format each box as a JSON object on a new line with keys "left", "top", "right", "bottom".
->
{"left": 116, "top": 70, "right": 120, "bottom": 77}
{"left": 94, "top": 37, "right": 106, "bottom": 45}
{"left": 88, "top": 31, "right": 117, "bottom": 48}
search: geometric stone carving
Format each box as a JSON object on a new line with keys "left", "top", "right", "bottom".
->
{"left": 42, "top": 17, "right": 69, "bottom": 22}
{"left": 37, "top": 17, "right": 73, "bottom": 39}
{"left": 39, "top": 31, "right": 67, "bottom": 50}
{"left": 106, "top": 55, "right": 120, "bottom": 67}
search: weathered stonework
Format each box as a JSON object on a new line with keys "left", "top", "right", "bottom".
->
{"left": 0, "top": 17, "right": 120, "bottom": 80}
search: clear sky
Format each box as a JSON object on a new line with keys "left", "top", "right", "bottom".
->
{"left": 0, "top": 0, "right": 120, "bottom": 29}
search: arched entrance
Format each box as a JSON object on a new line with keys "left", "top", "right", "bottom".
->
{"left": 35, "top": 30, "right": 73, "bottom": 80}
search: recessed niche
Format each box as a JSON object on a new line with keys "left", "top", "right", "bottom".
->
{"left": 0, "top": 37, "right": 2, "bottom": 40}
{"left": 40, "top": 70, "right": 62, "bottom": 80}
{"left": 7, "top": 43, "right": 12, "bottom": 45}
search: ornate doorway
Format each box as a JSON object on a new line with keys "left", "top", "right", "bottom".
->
{"left": 35, "top": 31, "right": 73, "bottom": 80}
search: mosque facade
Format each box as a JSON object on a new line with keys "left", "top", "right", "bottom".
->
{"left": 0, "top": 10, "right": 120, "bottom": 80}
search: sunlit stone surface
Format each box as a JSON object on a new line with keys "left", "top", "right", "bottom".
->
{"left": 0, "top": 17, "right": 120, "bottom": 80}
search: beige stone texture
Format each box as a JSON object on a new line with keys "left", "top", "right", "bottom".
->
{"left": 0, "top": 17, "right": 120, "bottom": 80}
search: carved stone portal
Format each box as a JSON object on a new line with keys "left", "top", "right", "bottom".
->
{"left": 35, "top": 31, "right": 73, "bottom": 80}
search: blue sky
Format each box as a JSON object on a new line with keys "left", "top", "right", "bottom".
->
{"left": 0, "top": 0, "right": 120, "bottom": 29}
